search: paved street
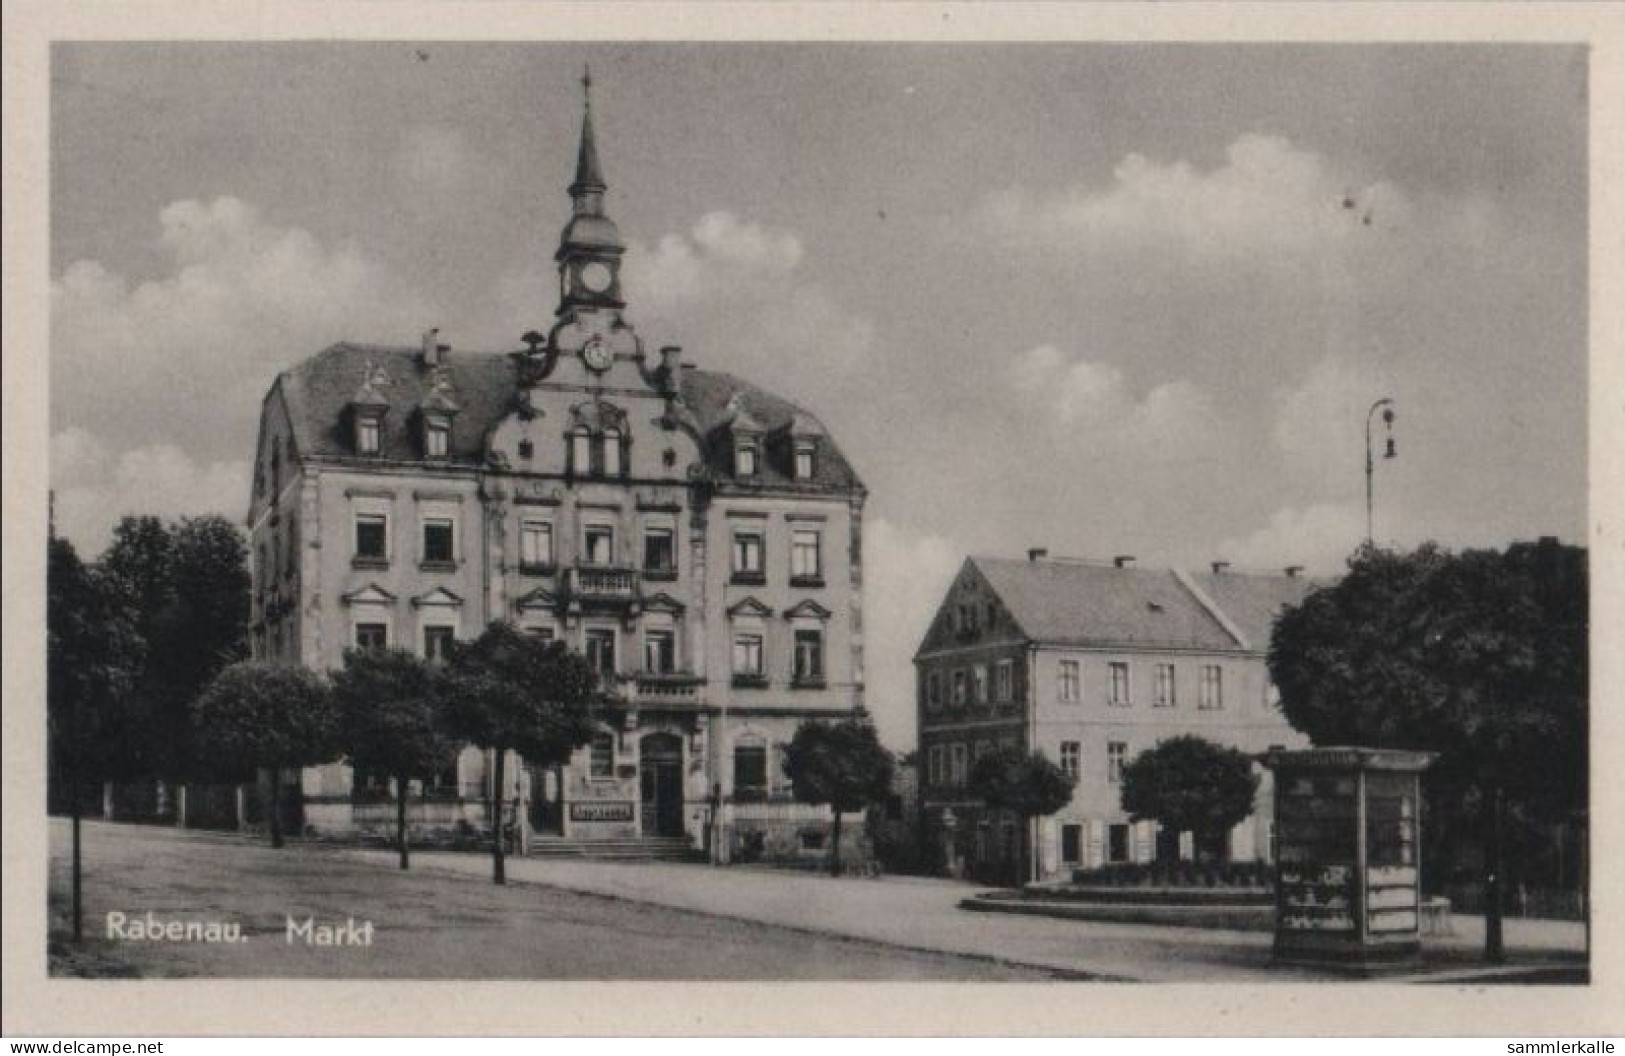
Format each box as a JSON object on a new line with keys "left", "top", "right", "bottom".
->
{"left": 46, "top": 820, "right": 1060, "bottom": 979}
{"left": 49, "top": 820, "right": 1585, "bottom": 983}
{"left": 342, "top": 844, "right": 1587, "bottom": 983}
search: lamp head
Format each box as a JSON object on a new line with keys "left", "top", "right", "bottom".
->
{"left": 1385, "top": 437, "right": 1397, "bottom": 459}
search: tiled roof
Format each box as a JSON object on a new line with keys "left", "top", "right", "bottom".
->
{"left": 971, "top": 557, "right": 1242, "bottom": 651}
{"left": 1185, "top": 570, "right": 1327, "bottom": 651}
{"left": 275, "top": 343, "right": 862, "bottom": 490}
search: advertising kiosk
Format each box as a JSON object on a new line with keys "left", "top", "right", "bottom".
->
{"left": 1264, "top": 747, "right": 1435, "bottom": 973}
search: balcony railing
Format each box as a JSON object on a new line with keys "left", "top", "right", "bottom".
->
{"left": 564, "top": 565, "right": 641, "bottom": 602}
{"left": 624, "top": 671, "right": 706, "bottom": 704}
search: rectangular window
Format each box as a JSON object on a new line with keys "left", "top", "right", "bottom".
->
{"left": 951, "top": 670, "right": 968, "bottom": 705}
{"left": 584, "top": 525, "right": 615, "bottom": 567}
{"left": 526, "top": 626, "right": 556, "bottom": 643}
{"left": 643, "top": 527, "right": 676, "bottom": 573}
{"left": 589, "top": 731, "right": 615, "bottom": 779}
{"left": 1059, "top": 659, "right": 1080, "bottom": 703}
{"left": 790, "top": 529, "right": 821, "bottom": 581}
{"left": 354, "top": 622, "right": 388, "bottom": 651}
{"left": 424, "top": 422, "right": 449, "bottom": 459}
{"left": 732, "top": 532, "right": 764, "bottom": 577}
{"left": 793, "top": 628, "right": 824, "bottom": 684}
{"left": 644, "top": 629, "right": 676, "bottom": 674}
{"left": 1108, "top": 741, "right": 1128, "bottom": 784}
{"left": 972, "top": 665, "right": 988, "bottom": 704}
{"left": 1060, "top": 741, "right": 1081, "bottom": 779}
{"left": 423, "top": 625, "right": 456, "bottom": 664}
{"left": 357, "top": 417, "right": 380, "bottom": 455}
{"left": 926, "top": 671, "right": 942, "bottom": 708}
{"left": 1154, "top": 663, "right": 1177, "bottom": 708}
{"left": 735, "top": 444, "right": 758, "bottom": 477}
{"left": 584, "top": 628, "right": 616, "bottom": 679}
{"left": 928, "top": 745, "right": 944, "bottom": 788}
{"left": 794, "top": 446, "right": 815, "bottom": 480}
{"left": 422, "top": 518, "right": 455, "bottom": 564}
{"left": 995, "top": 659, "right": 1014, "bottom": 703}
{"left": 1108, "top": 661, "right": 1131, "bottom": 707}
{"left": 732, "top": 634, "right": 764, "bottom": 676}
{"left": 734, "top": 744, "right": 768, "bottom": 802}
{"left": 354, "top": 513, "right": 388, "bottom": 562}
{"left": 950, "top": 743, "right": 968, "bottom": 787}
{"left": 519, "top": 520, "right": 554, "bottom": 571}
{"left": 1200, "top": 665, "right": 1224, "bottom": 710}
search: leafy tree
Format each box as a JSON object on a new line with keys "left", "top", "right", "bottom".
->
{"left": 333, "top": 648, "right": 456, "bottom": 870}
{"left": 438, "top": 623, "right": 600, "bottom": 883}
{"left": 191, "top": 662, "right": 339, "bottom": 848}
{"left": 1269, "top": 539, "right": 1587, "bottom": 963}
{"left": 968, "top": 745, "right": 1076, "bottom": 884}
{"left": 48, "top": 537, "right": 145, "bottom": 941}
{"left": 1119, "top": 735, "right": 1259, "bottom": 863}
{"left": 96, "top": 514, "right": 249, "bottom": 784}
{"left": 783, "top": 718, "right": 895, "bottom": 876}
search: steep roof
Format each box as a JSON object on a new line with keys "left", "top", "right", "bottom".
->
{"left": 971, "top": 557, "right": 1242, "bottom": 652}
{"left": 274, "top": 343, "right": 862, "bottom": 490}
{"left": 1185, "top": 569, "right": 1326, "bottom": 650}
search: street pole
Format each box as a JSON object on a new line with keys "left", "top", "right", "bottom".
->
{"left": 1365, "top": 398, "right": 1396, "bottom": 547}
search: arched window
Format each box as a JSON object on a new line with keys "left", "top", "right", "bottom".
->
{"left": 570, "top": 430, "right": 593, "bottom": 476}
{"left": 602, "top": 427, "right": 622, "bottom": 476}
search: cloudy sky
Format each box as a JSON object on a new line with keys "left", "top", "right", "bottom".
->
{"left": 49, "top": 43, "right": 1587, "bottom": 749}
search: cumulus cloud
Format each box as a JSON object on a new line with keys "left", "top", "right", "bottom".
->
{"left": 861, "top": 518, "right": 965, "bottom": 751}
{"left": 51, "top": 428, "right": 250, "bottom": 556}
{"left": 51, "top": 196, "right": 433, "bottom": 456}
{"left": 619, "top": 211, "right": 875, "bottom": 398}
{"left": 1007, "top": 344, "right": 1224, "bottom": 459}
{"left": 978, "top": 133, "right": 1492, "bottom": 273}
{"left": 1211, "top": 502, "right": 1368, "bottom": 576}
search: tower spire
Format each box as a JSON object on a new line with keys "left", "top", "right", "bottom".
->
{"left": 571, "top": 64, "right": 606, "bottom": 196}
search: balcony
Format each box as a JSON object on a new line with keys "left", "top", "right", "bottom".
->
{"left": 624, "top": 671, "right": 706, "bottom": 705}
{"left": 563, "top": 565, "right": 641, "bottom": 604}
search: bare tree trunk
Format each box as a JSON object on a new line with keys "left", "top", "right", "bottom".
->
{"left": 1484, "top": 783, "right": 1505, "bottom": 964}
{"left": 269, "top": 766, "right": 284, "bottom": 849}
{"left": 829, "top": 806, "right": 843, "bottom": 877}
{"left": 71, "top": 775, "right": 84, "bottom": 944}
{"left": 491, "top": 749, "right": 507, "bottom": 885}
{"left": 396, "top": 774, "right": 410, "bottom": 870}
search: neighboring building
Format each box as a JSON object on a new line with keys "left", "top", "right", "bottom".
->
{"left": 246, "top": 83, "right": 867, "bottom": 855}
{"left": 914, "top": 552, "right": 1320, "bottom": 882}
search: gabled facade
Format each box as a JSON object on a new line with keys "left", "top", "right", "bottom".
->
{"left": 914, "top": 553, "right": 1320, "bottom": 882}
{"left": 246, "top": 81, "right": 867, "bottom": 855}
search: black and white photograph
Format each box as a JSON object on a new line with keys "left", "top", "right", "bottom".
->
{"left": 4, "top": 2, "right": 1621, "bottom": 1040}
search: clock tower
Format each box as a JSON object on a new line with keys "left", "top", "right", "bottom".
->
{"left": 556, "top": 67, "right": 625, "bottom": 315}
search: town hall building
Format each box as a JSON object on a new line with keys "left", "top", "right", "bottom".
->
{"left": 246, "top": 80, "right": 868, "bottom": 858}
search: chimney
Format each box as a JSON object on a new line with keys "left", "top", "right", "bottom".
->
{"left": 659, "top": 345, "right": 683, "bottom": 393}
{"left": 421, "top": 327, "right": 441, "bottom": 367}
{"left": 1284, "top": 565, "right": 1304, "bottom": 578}
{"left": 1027, "top": 547, "right": 1048, "bottom": 563}
{"left": 1211, "top": 561, "right": 1230, "bottom": 574}
{"left": 1114, "top": 555, "right": 1135, "bottom": 569}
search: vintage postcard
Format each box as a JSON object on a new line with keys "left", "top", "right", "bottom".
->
{"left": 3, "top": 1, "right": 1622, "bottom": 1039}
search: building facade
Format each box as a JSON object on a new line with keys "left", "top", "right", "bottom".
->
{"left": 246, "top": 86, "right": 867, "bottom": 857}
{"left": 915, "top": 552, "right": 1319, "bottom": 882}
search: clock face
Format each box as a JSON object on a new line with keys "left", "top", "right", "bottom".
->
{"left": 582, "top": 337, "right": 613, "bottom": 372}
{"left": 580, "top": 261, "right": 613, "bottom": 294}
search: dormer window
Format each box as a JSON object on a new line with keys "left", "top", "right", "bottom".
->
{"left": 423, "top": 418, "right": 450, "bottom": 459}
{"left": 794, "top": 443, "right": 816, "bottom": 480}
{"left": 356, "top": 416, "right": 381, "bottom": 456}
{"left": 735, "top": 442, "right": 758, "bottom": 478}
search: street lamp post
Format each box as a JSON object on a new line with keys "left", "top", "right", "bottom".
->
{"left": 1365, "top": 398, "right": 1397, "bottom": 547}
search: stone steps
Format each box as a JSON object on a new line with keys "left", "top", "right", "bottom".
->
{"left": 527, "top": 836, "right": 705, "bottom": 862}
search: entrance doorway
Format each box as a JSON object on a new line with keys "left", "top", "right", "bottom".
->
{"left": 639, "top": 733, "right": 685, "bottom": 837}
{"left": 527, "top": 764, "right": 564, "bottom": 836}
{"left": 1108, "top": 822, "right": 1131, "bottom": 863}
